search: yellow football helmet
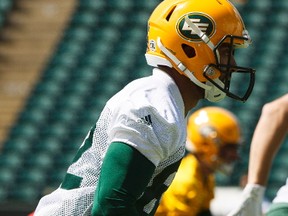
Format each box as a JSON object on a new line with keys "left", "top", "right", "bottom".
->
{"left": 186, "top": 106, "right": 241, "bottom": 171}
{"left": 146, "top": 0, "right": 255, "bottom": 102}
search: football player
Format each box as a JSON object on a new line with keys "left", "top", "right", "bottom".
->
{"left": 156, "top": 107, "right": 242, "bottom": 216}
{"left": 34, "top": 0, "right": 255, "bottom": 215}
{"left": 228, "top": 94, "right": 288, "bottom": 216}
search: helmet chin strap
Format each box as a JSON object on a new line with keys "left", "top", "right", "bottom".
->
{"left": 157, "top": 37, "right": 226, "bottom": 102}
{"left": 157, "top": 37, "right": 211, "bottom": 91}
{"left": 205, "top": 79, "right": 226, "bottom": 102}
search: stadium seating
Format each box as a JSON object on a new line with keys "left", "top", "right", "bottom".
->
{"left": 0, "top": 0, "right": 13, "bottom": 27}
{"left": 0, "top": 0, "right": 287, "bottom": 208}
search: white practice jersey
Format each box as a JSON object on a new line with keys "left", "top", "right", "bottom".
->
{"left": 35, "top": 68, "right": 187, "bottom": 216}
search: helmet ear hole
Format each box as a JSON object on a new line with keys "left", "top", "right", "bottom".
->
{"left": 182, "top": 44, "right": 196, "bottom": 58}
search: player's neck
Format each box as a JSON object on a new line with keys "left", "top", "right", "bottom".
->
{"left": 158, "top": 66, "right": 204, "bottom": 115}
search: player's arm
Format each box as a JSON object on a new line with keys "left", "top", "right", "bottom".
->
{"left": 228, "top": 94, "right": 288, "bottom": 216}
{"left": 247, "top": 94, "right": 288, "bottom": 186}
{"left": 92, "top": 142, "right": 156, "bottom": 216}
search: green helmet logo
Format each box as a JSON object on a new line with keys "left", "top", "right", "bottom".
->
{"left": 177, "top": 13, "right": 216, "bottom": 41}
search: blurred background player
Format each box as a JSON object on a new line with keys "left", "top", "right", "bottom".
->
{"left": 156, "top": 106, "right": 242, "bottom": 216}
{"left": 228, "top": 94, "right": 288, "bottom": 216}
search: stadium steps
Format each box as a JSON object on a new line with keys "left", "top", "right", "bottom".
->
{"left": 0, "top": 0, "right": 77, "bottom": 147}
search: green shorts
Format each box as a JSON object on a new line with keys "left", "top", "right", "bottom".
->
{"left": 266, "top": 203, "right": 288, "bottom": 216}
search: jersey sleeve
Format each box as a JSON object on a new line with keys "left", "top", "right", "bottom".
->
{"left": 92, "top": 142, "right": 156, "bottom": 215}
{"left": 108, "top": 100, "right": 183, "bottom": 166}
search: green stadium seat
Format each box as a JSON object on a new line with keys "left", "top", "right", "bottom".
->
{"left": 275, "top": 1, "right": 288, "bottom": 10}
{"left": 9, "top": 184, "right": 40, "bottom": 201}
{"left": 78, "top": 0, "right": 106, "bottom": 11}
{"left": 0, "top": 167, "right": 16, "bottom": 186}
{"left": 106, "top": 0, "right": 133, "bottom": 11}
{"left": 0, "top": 187, "right": 8, "bottom": 200}
{"left": 32, "top": 138, "right": 61, "bottom": 155}
{"left": 0, "top": 0, "right": 12, "bottom": 11}
{"left": 244, "top": 11, "right": 266, "bottom": 27}
{"left": 9, "top": 123, "right": 38, "bottom": 141}
{"left": 2, "top": 137, "right": 32, "bottom": 154}
{"left": 70, "top": 10, "right": 99, "bottom": 27}
{"left": 0, "top": 152, "right": 23, "bottom": 170}
{"left": 17, "top": 167, "right": 47, "bottom": 186}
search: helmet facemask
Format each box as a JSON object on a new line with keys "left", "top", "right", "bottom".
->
{"left": 204, "top": 35, "right": 256, "bottom": 102}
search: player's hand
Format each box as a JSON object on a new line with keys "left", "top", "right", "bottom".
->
{"left": 227, "top": 184, "right": 265, "bottom": 216}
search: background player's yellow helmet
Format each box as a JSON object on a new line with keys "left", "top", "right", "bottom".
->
{"left": 146, "top": 0, "right": 255, "bottom": 102}
{"left": 186, "top": 106, "right": 241, "bottom": 171}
